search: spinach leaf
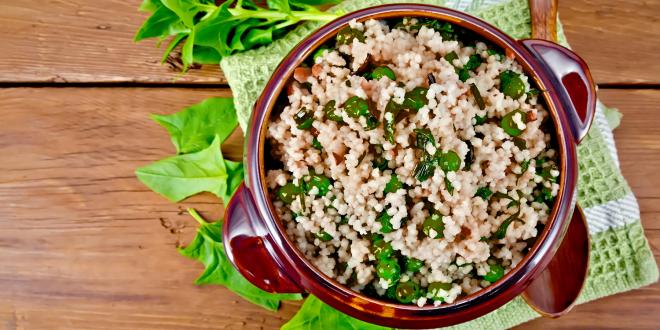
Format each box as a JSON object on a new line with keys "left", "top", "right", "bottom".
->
{"left": 181, "top": 209, "right": 302, "bottom": 311}
{"left": 151, "top": 97, "right": 238, "bottom": 154}
{"left": 134, "top": 4, "right": 189, "bottom": 41}
{"left": 135, "top": 136, "right": 236, "bottom": 203}
{"left": 135, "top": 0, "right": 339, "bottom": 70}
{"left": 282, "top": 295, "right": 392, "bottom": 330}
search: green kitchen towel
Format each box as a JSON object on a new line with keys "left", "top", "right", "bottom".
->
{"left": 220, "top": 0, "right": 658, "bottom": 328}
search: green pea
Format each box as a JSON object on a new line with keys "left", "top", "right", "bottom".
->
{"left": 483, "top": 263, "right": 504, "bottom": 282}
{"left": 315, "top": 231, "right": 333, "bottom": 242}
{"left": 499, "top": 70, "right": 525, "bottom": 99}
{"left": 500, "top": 110, "right": 526, "bottom": 137}
{"left": 371, "top": 238, "right": 394, "bottom": 260}
{"left": 395, "top": 281, "right": 420, "bottom": 303}
{"left": 376, "top": 258, "right": 401, "bottom": 282}
{"left": 312, "top": 137, "right": 322, "bottom": 150}
{"left": 405, "top": 257, "right": 424, "bottom": 273}
{"left": 323, "top": 100, "right": 343, "bottom": 122}
{"left": 371, "top": 66, "right": 396, "bottom": 81}
{"left": 336, "top": 27, "right": 365, "bottom": 45}
{"left": 304, "top": 173, "right": 332, "bottom": 196}
{"left": 428, "top": 282, "right": 452, "bottom": 297}
{"left": 294, "top": 108, "right": 314, "bottom": 130}
{"left": 422, "top": 213, "right": 445, "bottom": 239}
{"left": 438, "top": 150, "right": 461, "bottom": 172}
{"left": 384, "top": 174, "right": 403, "bottom": 194}
{"left": 474, "top": 187, "right": 493, "bottom": 200}
{"left": 277, "top": 182, "right": 300, "bottom": 204}
{"left": 403, "top": 87, "right": 428, "bottom": 111}
{"left": 312, "top": 46, "right": 331, "bottom": 62}
{"left": 344, "top": 96, "right": 369, "bottom": 118}
{"left": 377, "top": 211, "right": 394, "bottom": 233}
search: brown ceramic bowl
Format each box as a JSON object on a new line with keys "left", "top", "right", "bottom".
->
{"left": 223, "top": 4, "right": 595, "bottom": 328}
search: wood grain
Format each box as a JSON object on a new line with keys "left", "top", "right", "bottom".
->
{"left": 558, "top": 0, "right": 660, "bottom": 86}
{"left": 0, "top": 87, "right": 658, "bottom": 329}
{"left": 1, "top": 0, "right": 660, "bottom": 85}
{"left": 0, "top": 0, "right": 226, "bottom": 85}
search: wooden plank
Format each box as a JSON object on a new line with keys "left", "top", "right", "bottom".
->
{"left": 1, "top": 0, "right": 660, "bottom": 85}
{"left": 520, "top": 89, "right": 660, "bottom": 329}
{"left": 0, "top": 87, "right": 658, "bottom": 328}
{"left": 0, "top": 0, "right": 226, "bottom": 84}
{"left": 559, "top": 0, "right": 660, "bottom": 86}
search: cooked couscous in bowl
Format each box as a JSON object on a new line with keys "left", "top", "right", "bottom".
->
{"left": 264, "top": 17, "right": 560, "bottom": 307}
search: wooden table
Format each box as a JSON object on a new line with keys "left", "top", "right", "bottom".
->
{"left": 1, "top": 1, "right": 658, "bottom": 329}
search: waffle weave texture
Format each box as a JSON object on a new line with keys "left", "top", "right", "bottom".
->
{"left": 220, "top": 0, "right": 658, "bottom": 328}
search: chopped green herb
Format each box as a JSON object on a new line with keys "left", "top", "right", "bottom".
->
{"left": 413, "top": 128, "right": 436, "bottom": 149}
{"left": 458, "top": 68, "right": 470, "bottom": 82}
{"left": 403, "top": 87, "right": 429, "bottom": 111}
{"left": 294, "top": 108, "right": 314, "bottom": 129}
{"left": 312, "top": 137, "right": 323, "bottom": 150}
{"left": 304, "top": 173, "right": 332, "bottom": 196}
{"left": 475, "top": 187, "right": 493, "bottom": 200}
{"left": 474, "top": 114, "right": 487, "bottom": 125}
{"left": 405, "top": 257, "right": 424, "bottom": 273}
{"left": 413, "top": 157, "right": 436, "bottom": 182}
{"left": 422, "top": 213, "right": 445, "bottom": 239}
{"left": 312, "top": 46, "right": 331, "bottom": 62}
{"left": 444, "top": 177, "right": 454, "bottom": 195}
{"left": 464, "top": 54, "right": 483, "bottom": 71}
{"left": 377, "top": 211, "right": 394, "bottom": 233}
{"left": 384, "top": 174, "right": 403, "bottom": 194}
{"left": 470, "top": 83, "right": 486, "bottom": 110}
{"left": 444, "top": 51, "right": 458, "bottom": 64}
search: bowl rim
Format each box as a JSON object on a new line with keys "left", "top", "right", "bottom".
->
{"left": 245, "top": 3, "right": 578, "bottom": 321}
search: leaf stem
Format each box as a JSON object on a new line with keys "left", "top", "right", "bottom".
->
{"left": 227, "top": 8, "right": 338, "bottom": 22}
{"left": 187, "top": 208, "right": 208, "bottom": 225}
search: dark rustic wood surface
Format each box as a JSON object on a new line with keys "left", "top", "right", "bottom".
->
{"left": 0, "top": 0, "right": 659, "bottom": 329}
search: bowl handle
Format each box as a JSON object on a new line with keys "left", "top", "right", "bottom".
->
{"left": 522, "top": 204, "right": 590, "bottom": 317}
{"left": 223, "top": 183, "right": 305, "bottom": 293}
{"left": 520, "top": 39, "right": 597, "bottom": 143}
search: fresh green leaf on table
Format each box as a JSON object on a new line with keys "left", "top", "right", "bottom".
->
{"left": 150, "top": 97, "right": 238, "bottom": 154}
{"left": 135, "top": 135, "right": 237, "bottom": 203}
{"left": 282, "top": 295, "right": 392, "bottom": 330}
{"left": 135, "top": 0, "right": 339, "bottom": 70}
{"left": 181, "top": 209, "right": 302, "bottom": 311}
{"left": 134, "top": 4, "right": 189, "bottom": 41}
